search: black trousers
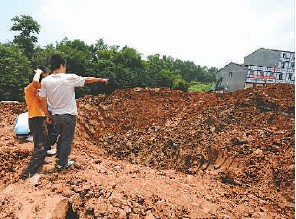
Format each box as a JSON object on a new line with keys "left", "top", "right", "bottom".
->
{"left": 23, "top": 116, "right": 50, "bottom": 177}
{"left": 52, "top": 114, "right": 76, "bottom": 166}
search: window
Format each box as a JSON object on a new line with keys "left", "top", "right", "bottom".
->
{"left": 278, "top": 73, "right": 283, "bottom": 80}
{"left": 281, "top": 62, "right": 285, "bottom": 68}
{"left": 229, "top": 72, "right": 233, "bottom": 77}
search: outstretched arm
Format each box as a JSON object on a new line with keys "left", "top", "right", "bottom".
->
{"left": 84, "top": 77, "right": 109, "bottom": 84}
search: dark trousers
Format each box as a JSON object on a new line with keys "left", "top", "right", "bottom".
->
{"left": 52, "top": 114, "right": 76, "bottom": 166}
{"left": 23, "top": 117, "right": 50, "bottom": 177}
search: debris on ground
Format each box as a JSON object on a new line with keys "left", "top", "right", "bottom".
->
{"left": 0, "top": 83, "right": 294, "bottom": 218}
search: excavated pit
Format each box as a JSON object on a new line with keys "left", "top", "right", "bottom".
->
{"left": 0, "top": 83, "right": 294, "bottom": 218}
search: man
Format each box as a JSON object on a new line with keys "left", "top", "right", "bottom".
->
{"left": 22, "top": 66, "right": 50, "bottom": 178}
{"left": 40, "top": 54, "right": 108, "bottom": 171}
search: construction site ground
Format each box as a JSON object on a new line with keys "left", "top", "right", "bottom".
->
{"left": 0, "top": 83, "right": 294, "bottom": 219}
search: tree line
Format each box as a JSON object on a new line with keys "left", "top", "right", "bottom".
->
{"left": 0, "top": 15, "right": 217, "bottom": 101}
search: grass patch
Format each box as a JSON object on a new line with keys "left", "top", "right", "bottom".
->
{"left": 188, "top": 82, "right": 215, "bottom": 92}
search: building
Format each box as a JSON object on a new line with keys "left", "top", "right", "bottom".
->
{"left": 216, "top": 48, "right": 295, "bottom": 92}
{"left": 244, "top": 48, "right": 295, "bottom": 88}
{"left": 216, "top": 62, "right": 248, "bottom": 92}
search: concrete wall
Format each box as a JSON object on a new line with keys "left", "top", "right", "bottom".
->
{"left": 217, "top": 63, "right": 248, "bottom": 92}
{"left": 244, "top": 48, "right": 280, "bottom": 67}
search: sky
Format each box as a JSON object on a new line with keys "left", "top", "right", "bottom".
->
{"left": 0, "top": 0, "right": 295, "bottom": 68}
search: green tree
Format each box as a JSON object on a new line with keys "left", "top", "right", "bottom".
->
{"left": 33, "top": 45, "right": 57, "bottom": 68}
{"left": 10, "top": 15, "right": 41, "bottom": 64}
{"left": 0, "top": 44, "right": 31, "bottom": 101}
{"left": 157, "top": 69, "right": 173, "bottom": 88}
{"left": 171, "top": 73, "right": 188, "bottom": 91}
{"left": 113, "top": 46, "right": 142, "bottom": 69}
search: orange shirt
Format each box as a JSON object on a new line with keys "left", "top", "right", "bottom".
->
{"left": 24, "top": 83, "right": 46, "bottom": 118}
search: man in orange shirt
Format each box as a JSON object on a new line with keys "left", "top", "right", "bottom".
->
{"left": 22, "top": 66, "right": 50, "bottom": 178}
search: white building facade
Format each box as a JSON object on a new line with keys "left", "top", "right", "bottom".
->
{"left": 245, "top": 49, "right": 295, "bottom": 87}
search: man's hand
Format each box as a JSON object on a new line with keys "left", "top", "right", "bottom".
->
{"left": 34, "top": 69, "right": 43, "bottom": 74}
{"left": 46, "top": 116, "right": 53, "bottom": 124}
{"left": 84, "top": 77, "right": 109, "bottom": 84}
{"left": 102, "top": 78, "right": 109, "bottom": 84}
{"left": 33, "top": 69, "right": 43, "bottom": 82}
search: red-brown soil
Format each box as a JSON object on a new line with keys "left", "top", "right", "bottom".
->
{"left": 0, "top": 83, "right": 294, "bottom": 219}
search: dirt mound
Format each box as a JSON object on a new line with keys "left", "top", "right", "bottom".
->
{"left": 0, "top": 84, "right": 294, "bottom": 218}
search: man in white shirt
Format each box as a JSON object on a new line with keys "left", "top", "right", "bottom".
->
{"left": 40, "top": 54, "right": 108, "bottom": 171}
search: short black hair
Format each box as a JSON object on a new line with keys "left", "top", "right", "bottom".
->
{"left": 49, "top": 54, "right": 66, "bottom": 72}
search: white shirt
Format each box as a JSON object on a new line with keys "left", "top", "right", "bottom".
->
{"left": 40, "top": 73, "right": 85, "bottom": 115}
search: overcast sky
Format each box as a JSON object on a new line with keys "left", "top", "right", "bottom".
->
{"left": 0, "top": 0, "right": 294, "bottom": 68}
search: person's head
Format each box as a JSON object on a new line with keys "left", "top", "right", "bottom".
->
{"left": 29, "top": 65, "right": 50, "bottom": 83}
{"left": 37, "top": 65, "right": 50, "bottom": 82}
{"left": 49, "top": 54, "right": 66, "bottom": 72}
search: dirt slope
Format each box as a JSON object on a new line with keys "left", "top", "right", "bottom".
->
{"left": 0, "top": 84, "right": 294, "bottom": 219}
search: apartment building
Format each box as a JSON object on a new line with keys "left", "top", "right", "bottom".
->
{"left": 244, "top": 48, "right": 295, "bottom": 88}
{"left": 216, "top": 48, "right": 295, "bottom": 92}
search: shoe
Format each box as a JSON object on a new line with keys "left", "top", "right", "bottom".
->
{"left": 21, "top": 173, "right": 31, "bottom": 180}
{"left": 44, "top": 158, "right": 52, "bottom": 164}
{"left": 26, "top": 135, "right": 33, "bottom": 142}
{"left": 21, "top": 172, "right": 37, "bottom": 180}
{"left": 55, "top": 160, "right": 75, "bottom": 171}
{"left": 47, "top": 148, "right": 57, "bottom": 155}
